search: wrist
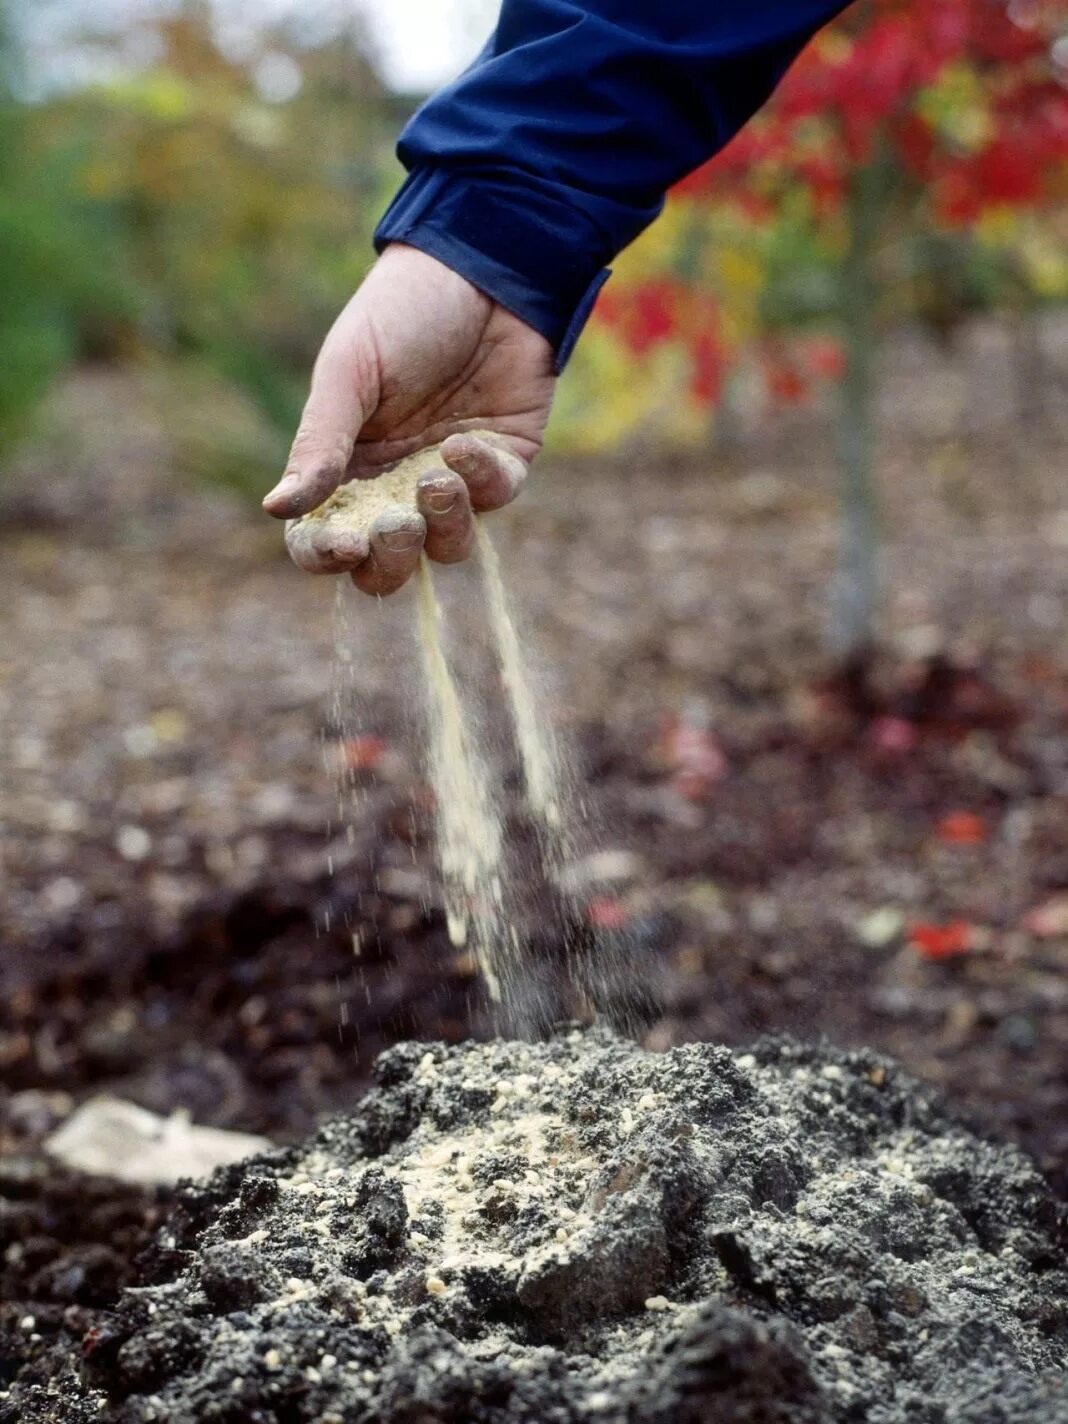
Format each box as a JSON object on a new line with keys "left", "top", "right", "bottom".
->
{"left": 374, "top": 168, "right": 611, "bottom": 373}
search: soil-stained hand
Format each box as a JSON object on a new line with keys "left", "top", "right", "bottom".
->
{"left": 263, "top": 245, "right": 555, "bottom": 596}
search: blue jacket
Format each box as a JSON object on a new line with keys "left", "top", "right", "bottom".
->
{"left": 374, "top": 0, "right": 850, "bottom": 370}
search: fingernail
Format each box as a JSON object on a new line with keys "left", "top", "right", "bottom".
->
{"left": 265, "top": 474, "right": 298, "bottom": 503}
{"left": 424, "top": 486, "right": 458, "bottom": 514}
{"left": 326, "top": 534, "right": 364, "bottom": 564}
{"left": 380, "top": 528, "right": 421, "bottom": 553}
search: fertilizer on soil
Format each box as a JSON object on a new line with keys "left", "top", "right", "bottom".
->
{"left": 16, "top": 1029, "right": 1066, "bottom": 1423}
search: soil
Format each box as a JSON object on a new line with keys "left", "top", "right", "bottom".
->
{"left": 7, "top": 1030, "right": 1068, "bottom": 1423}
{"left": 2, "top": 317, "right": 1068, "bottom": 1415}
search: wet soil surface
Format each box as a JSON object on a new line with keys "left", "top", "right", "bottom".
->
{"left": 7, "top": 1030, "right": 1068, "bottom": 1423}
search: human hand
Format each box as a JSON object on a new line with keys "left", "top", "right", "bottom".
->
{"left": 263, "top": 244, "right": 555, "bottom": 595}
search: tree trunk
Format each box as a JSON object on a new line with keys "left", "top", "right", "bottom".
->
{"left": 827, "top": 165, "right": 881, "bottom": 669}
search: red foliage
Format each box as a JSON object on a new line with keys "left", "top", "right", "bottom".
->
{"left": 591, "top": 0, "right": 1068, "bottom": 403}
{"left": 342, "top": 735, "right": 388, "bottom": 772}
{"left": 585, "top": 896, "right": 630, "bottom": 931}
{"left": 907, "top": 919, "right": 974, "bottom": 959}
{"left": 699, "top": 0, "right": 1068, "bottom": 216}
{"left": 800, "top": 334, "right": 847, "bottom": 380}
{"left": 935, "top": 810, "right": 989, "bottom": 844}
{"left": 690, "top": 331, "right": 725, "bottom": 405}
{"left": 868, "top": 715, "right": 919, "bottom": 754}
{"left": 657, "top": 714, "right": 729, "bottom": 802}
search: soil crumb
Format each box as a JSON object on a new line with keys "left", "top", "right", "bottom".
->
{"left": 13, "top": 1030, "right": 1067, "bottom": 1423}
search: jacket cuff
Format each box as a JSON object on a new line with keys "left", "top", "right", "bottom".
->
{"left": 374, "top": 168, "right": 611, "bottom": 373}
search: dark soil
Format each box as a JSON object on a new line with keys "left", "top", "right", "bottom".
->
{"left": 7, "top": 1031, "right": 1068, "bottom": 1423}
{"left": 2, "top": 324, "right": 1068, "bottom": 1416}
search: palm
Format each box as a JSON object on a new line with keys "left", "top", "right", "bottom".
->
{"left": 263, "top": 245, "right": 555, "bottom": 595}
{"left": 354, "top": 289, "right": 554, "bottom": 474}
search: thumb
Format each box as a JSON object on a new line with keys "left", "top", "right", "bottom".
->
{"left": 263, "top": 332, "right": 369, "bottom": 519}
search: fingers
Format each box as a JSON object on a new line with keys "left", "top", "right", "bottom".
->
{"left": 285, "top": 520, "right": 369, "bottom": 575}
{"left": 350, "top": 511, "right": 426, "bottom": 596}
{"left": 417, "top": 471, "right": 475, "bottom": 564}
{"left": 441, "top": 433, "right": 528, "bottom": 513}
{"left": 264, "top": 325, "right": 367, "bottom": 519}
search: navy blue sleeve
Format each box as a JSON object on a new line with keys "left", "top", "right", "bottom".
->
{"left": 374, "top": 0, "right": 850, "bottom": 370}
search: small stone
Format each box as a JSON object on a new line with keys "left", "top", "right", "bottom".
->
{"left": 116, "top": 825, "right": 152, "bottom": 861}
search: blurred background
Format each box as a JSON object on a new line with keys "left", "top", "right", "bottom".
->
{"left": 3, "top": 0, "right": 1068, "bottom": 1325}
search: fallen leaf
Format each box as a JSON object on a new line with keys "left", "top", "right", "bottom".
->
{"left": 45, "top": 1097, "right": 271, "bottom": 1186}
{"left": 855, "top": 906, "right": 905, "bottom": 948}
{"left": 1022, "top": 894, "right": 1068, "bottom": 938}
{"left": 869, "top": 716, "right": 917, "bottom": 755}
{"left": 586, "top": 896, "right": 630, "bottom": 931}
{"left": 907, "top": 920, "right": 973, "bottom": 961}
{"left": 658, "top": 713, "right": 728, "bottom": 802}
{"left": 342, "top": 735, "right": 388, "bottom": 772}
{"left": 936, "top": 811, "right": 988, "bottom": 845}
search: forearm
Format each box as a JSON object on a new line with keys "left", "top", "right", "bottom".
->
{"left": 375, "top": 0, "right": 851, "bottom": 366}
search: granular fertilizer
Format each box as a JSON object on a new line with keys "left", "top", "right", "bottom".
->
{"left": 15, "top": 1029, "right": 1066, "bottom": 1423}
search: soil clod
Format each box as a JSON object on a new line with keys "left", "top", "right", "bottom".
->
{"left": 6, "top": 1028, "right": 1066, "bottom": 1422}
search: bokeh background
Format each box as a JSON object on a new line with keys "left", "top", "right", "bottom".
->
{"left": 3, "top": 0, "right": 1068, "bottom": 1334}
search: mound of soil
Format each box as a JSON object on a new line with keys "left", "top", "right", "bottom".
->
{"left": 10, "top": 1030, "right": 1067, "bottom": 1424}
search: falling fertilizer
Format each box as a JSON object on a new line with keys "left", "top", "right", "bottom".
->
{"left": 293, "top": 436, "right": 582, "bottom": 1017}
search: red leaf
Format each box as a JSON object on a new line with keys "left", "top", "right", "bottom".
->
{"left": 907, "top": 920, "right": 973, "bottom": 961}
{"left": 935, "top": 811, "right": 988, "bottom": 846}
{"left": 690, "top": 331, "right": 724, "bottom": 406}
{"left": 586, "top": 896, "right": 630, "bottom": 931}
{"left": 868, "top": 715, "right": 918, "bottom": 755}
{"left": 659, "top": 715, "right": 729, "bottom": 803}
{"left": 342, "top": 735, "right": 388, "bottom": 772}
{"left": 801, "top": 335, "right": 846, "bottom": 381}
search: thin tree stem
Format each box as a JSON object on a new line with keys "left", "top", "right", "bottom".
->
{"left": 828, "top": 162, "right": 881, "bottom": 667}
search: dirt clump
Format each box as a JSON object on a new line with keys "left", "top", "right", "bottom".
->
{"left": 6, "top": 1028, "right": 1066, "bottom": 1423}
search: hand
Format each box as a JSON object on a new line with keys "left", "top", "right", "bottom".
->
{"left": 263, "top": 244, "right": 555, "bottom": 595}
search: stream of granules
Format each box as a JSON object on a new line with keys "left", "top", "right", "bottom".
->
{"left": 304, "top": 449, "right": 646, "bottom": 1029}
{"left": 414, "top": 557, "right": 511, "bottom": 999}
{"left": 475, "top": 523, "right": 573, "bottom": 866}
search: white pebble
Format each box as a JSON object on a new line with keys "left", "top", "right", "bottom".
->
{"left": 263, "top": 1349, "right": 282, "bottom": 1371}
{"left": 644, "top": 1295, "right": 672, "bottom": 1311}
{"left": 426, "top": 1275, "right": 447, "bottom": 1296}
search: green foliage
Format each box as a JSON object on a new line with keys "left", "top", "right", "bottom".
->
{"left": 0, "top": 1, "right": 397, "bottom": 480}
{"left": 0, "top": 15, "right": 139, "bottom": 452}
